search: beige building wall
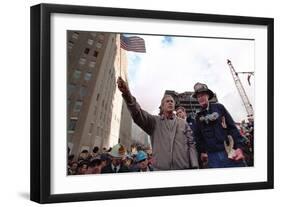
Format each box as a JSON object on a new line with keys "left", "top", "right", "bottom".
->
{"left": 119, "top": 101, "right": 132, "bottom": 150}
{"left": 67, "top": 32, "right": 132, "bottom": 158}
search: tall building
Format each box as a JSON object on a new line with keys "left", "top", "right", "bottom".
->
{"left": 131, "top": 122, "right": 151, "bottom": 149}
{"left": 67, "top": 31, "right": 132, "bottom": 158}
{"left": 164, "top": 90, "right": 218, "bottom": 116}
{"left": 119, "top": 101, "right": 132, "bottom": 150}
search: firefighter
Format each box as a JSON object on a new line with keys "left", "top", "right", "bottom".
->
{"left": 192, "top": 82, "right": 246, "bottom": 168}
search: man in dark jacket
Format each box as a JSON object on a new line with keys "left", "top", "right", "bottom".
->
{"left": 192, "top": 82, "right": 246, "bottom": 168}
{"left": 101, "top": 144, "right": 130, "bottom": 173}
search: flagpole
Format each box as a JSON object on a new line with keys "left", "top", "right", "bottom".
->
{"left": 119, "top": 34, "right": 122, "bottom": 78}
{"left": 119, "top": 34, "right": 146, "bottom": 79}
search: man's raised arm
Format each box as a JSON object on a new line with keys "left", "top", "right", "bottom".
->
{"left": 117, "top": 77, "right": 156, "bottom": 135}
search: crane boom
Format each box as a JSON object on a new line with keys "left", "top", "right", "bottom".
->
{"left": 227, "top": 59, "right": 254, "bottom": 117}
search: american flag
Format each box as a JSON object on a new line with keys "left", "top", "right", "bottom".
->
{"left": 120, "top": 35, "right": 146, "bottom": 53}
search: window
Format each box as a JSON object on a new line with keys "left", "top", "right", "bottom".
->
{"left": 79, "top": 86, "right": 87, "bottom": 98}
{"left": 98, "top": 34, "right": 104, "bottom": 40}
{"left": 67, "top": 99, "right": 71, "bottom": 107}
{"left": 88, "top": 61, "right": 96, "bottom": 68}
{"left": 93, "top": 51, "right": 98, "bottom": 58}
{"left": 72, "top": 70, "right": 81, "bottom": 80}
{"left": 87, "top": 39, "right": 94, "bottom": 45}
{"left": 90, "top": 33, "right": 97, "bottom": 38}
{"left": 84, "top": 48, "right": 90, "bottom": 54}
{"left": 96, "top": 93, "right": 100, "bottom": 101}
{"left": 84, "top": 72, "right": 92, "bottom": 81}
{"left": 96, "top": 42, "right": 102, "bottom": 49}
{"left": 72, "top": 32, "right": 79, "bottom": 39}
{"left": 68, "top": 84, "right": 76, "bottom": 96}
{"left": 74, "top": 100, "right": 83, "bottom": 112}
{"left": 68, "top": 41, "right": 74, "bottom": 50}
{"left": 79, "top": 58, "right": 86, "bottom": 65}
{"left": 68, "top": 118, "right": 78, "bottom": 131}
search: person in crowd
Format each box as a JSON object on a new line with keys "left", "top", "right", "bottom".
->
{"left": 101, "top": 147, "right": 108, "bottom": 154}
{"left": 101, "top": 144, "right": 130, "bottom": 173}
{"left": 68, "top": 154, "right": 75, "bottom": 164}
{"left": 78, "top": 149, "right": 91, "bottom": 164}
{"left": 67, "top": 154, "right": 75, "bottom": 173}
{"left": 176, "top": 106, "right": 204, "bottom": 167}
{"left": 147, "top": 151, "right": 155, "bottom": 167}
{"left": 117, "top": 77, "right": 198, "bottom": 171}
{"left": 135, "top": 150, "right": 153, "bottom": 172}
{"left": 89, "top": 157, "right": 103, "bottom": 174}
{"left": 68, "top": 162, "right": 78, "bottom": 175}
{"left": 91, "top": 146, "right": 100, "bottom": 160}
{"left": 239, "top": 118, "right": 254, "bottom": 166}
{"left": 78, "top": 161, "right": 90, "bottom": 175}
{"left": 176, "top": 106, "right": 187, "bottom": 120}
{"left": 123, "top": 154, "right": 135, "bottom": 171}
{"left": 192, "top": 82, "right": 246, "bottom": 168}
{"left": 100, "top": 153, "right": 110, "bottom": 169}
{"left": 176, "top": 106, "right": 196, "bottom": 132}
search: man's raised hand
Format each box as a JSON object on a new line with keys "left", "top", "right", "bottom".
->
{"left": 117, "top": 77, "right": 130, "bottom": 95}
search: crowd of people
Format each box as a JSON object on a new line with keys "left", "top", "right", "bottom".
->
{"left": 236, "top": 118, "right": 254, "bottom": 166}
{"left": 68, "top": 78, "right": 254, "bottom": 175}
{"left": 67, "top": 144, "right": 154, "bottom": 175}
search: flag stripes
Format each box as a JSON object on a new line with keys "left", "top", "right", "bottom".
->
{"left": 120, "top": 35, "right": 146, "bottom": 53}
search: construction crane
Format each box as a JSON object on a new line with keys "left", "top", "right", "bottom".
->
{"left": 227, "top": 59, "right": 254, "bottom": 117}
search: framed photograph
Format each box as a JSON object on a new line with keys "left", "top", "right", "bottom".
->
{"left": 30, "top": 3, "right": 274, "bottom": 203}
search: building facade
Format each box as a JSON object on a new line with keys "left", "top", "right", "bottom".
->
{"left": 164, "top": 90, "right": 218, "bottom": 117}
{"left": 67, "top": 31, "right": 132, "bottom": 158}
{"left": 131, "top": 122, "right": 152, "bottom": 150}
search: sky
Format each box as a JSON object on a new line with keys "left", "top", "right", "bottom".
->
{"left": 123, "top": 34, "right": 255, "bottom": 122}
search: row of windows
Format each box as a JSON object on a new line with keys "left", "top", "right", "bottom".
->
{"left": 68, "top": 90, "right": 115, "bottom": 133}
{"left": 72, "top": 32, "right": 79, "bottom": 39}
{"left": 71, "top": 32, "right": 103, "bottom": 41}
{"left": 67, "top": 38, "right": 101, "bottom": 117}
{"left": 68, "top": 106, "right": 110, "bottom": 134}
{"left": 67, "top": 32, "right": 105, "bottom": 133}
{"left": 68, "top": 84, "right": 88, "bottom": 98}
{"left": 68, "top": 32, "right": 79, "bottom": 50}
{"left": 68, "top": 31, "right": 104, "bottom": 53}
{"left": 68, "top": 41, "right": 74, "bottom": 50}
{"left": 83, "top": 48, "right": 100, "bottom": 56}
{"left": 68, "top": 99, "right": 84, "bottom": 113}
{"left": 72, "top": 70, "right": 93, "bottom": 81}
{"left": 78, "top": 58, "right": 97, "bottom": 68}
{"left": 68, "top": 117, "right": 78, "bottom": 131}
{"left": 73, "top": 100, "right": 83, "bottom": 112}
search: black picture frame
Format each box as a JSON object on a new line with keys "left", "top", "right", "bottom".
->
{"left": 30, "top": 3, "right": 274, "bottom": 204}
